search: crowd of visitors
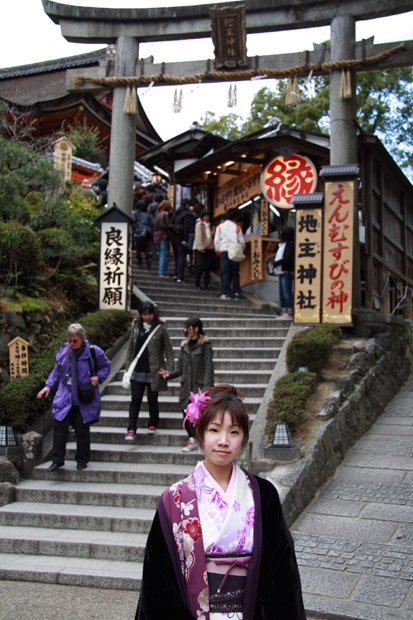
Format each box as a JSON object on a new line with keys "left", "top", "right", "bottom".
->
{"left": 128, "top": 185, "right": 249, "bottom": 301}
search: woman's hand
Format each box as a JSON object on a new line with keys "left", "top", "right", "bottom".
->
{"left": 37, "top": 386, "right": 51, "bottom": 399}
{"left": 158, "top": 368, "right": 169, "bottom": 379}
{"left": 90, "top": 376, "right": 100, "bottom": 387}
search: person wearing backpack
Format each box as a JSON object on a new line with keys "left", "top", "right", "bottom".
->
{"left": 168, "top": 200, "right": 191, "bottom": 283}
{"left": 37, "top": 323, "right": 111, "bottom": 472}
{"left": 133, "top": 200, "right": 154, "bottom": 269}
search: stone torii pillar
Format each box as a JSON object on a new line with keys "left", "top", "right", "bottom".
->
{"left": 42, "top": 0, "right": 413, "bottom": 215}
{"left": 110, "top": 36, "right": 139, "bottom": 214}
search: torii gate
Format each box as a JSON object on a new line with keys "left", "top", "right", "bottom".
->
{"left": 42, "top": 0, "right": 413, "bottom": 216}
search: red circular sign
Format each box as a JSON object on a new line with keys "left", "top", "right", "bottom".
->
{"left": 260, "top": 154, "right": 317, "bottom": 210}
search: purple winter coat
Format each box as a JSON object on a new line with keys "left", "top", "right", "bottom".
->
{"left": 45, "top": 340, "right": 111, "bottom": 424}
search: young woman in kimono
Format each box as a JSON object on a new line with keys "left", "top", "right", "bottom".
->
{"left": 136, "top": 385, "right": 306, "bottom": 620}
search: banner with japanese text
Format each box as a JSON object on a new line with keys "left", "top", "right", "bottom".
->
{"left": 294, "top": 208, "right": 322, "bottom": 324}
{"left": 250, "top": 237, "right": 262, "bottom": 281}
{"left": 99, "top": 221, "right": 129, "bottom": 310}
{"left": 322, "top": 181, "right": 355, "bottom": 324}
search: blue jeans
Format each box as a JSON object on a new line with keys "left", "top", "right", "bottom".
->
{"left": 279, "top": 272, "right": 293, "bottom": 309}
{"left": 157, "top": 239, "right": 169, "bottom": 276}
{"left": 220, "top": 252, "right": 240, "bottom": 297}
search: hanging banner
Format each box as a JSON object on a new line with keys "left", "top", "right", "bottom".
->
{"left": 261, "top": 154, "right": 317, "bottom": 210}
{"left": 322, "top": 180, "right": 355, "bottom": 324}
{"left": 260, "top": 199, "right": 269, "bottom": 237}
{"left": 294, "top": 206, "right": 323, "bottom": 324}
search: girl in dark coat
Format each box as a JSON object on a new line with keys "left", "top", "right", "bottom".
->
{"left": 159, "top": 317, "right": 214, "bottom": 452}
{"left": 124, "top": 302, "right": 174, "bottom": 439}
{"left": 37, "top": 323, "right": 111, "bottom": 471}
{"left": 136, "top": 385, "right": 306, "bottom": 620}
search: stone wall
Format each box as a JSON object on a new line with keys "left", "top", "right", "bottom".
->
{"left": 266, "top": 311, "right": 412, "bottom": 525}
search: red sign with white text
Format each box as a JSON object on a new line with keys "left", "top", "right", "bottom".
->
{"left": 260, "top": 154, "right": 317, "bottom": 210}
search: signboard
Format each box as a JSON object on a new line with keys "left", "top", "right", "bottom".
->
{"left": 214, "top": 165, "right": 261, "bottom": 216}
{"left": 210, "top": 4, "right": 248, "bottom": 69}
{"left": 294, "top": 207, "right": 323, "bottom": 324}
{"left": 99, "top": 221, "right": 129, "bottom": 310}
{"left": 53, "top": 137, "right": 73, "bottom": 183}
{"left": 322, "top": 180, "right": 355, "bottom": 324}
{"left": 261, "top": 154, "right": 317, "bottom": 210}
{"left": 8, "top": 337, "right": 29, "bottom": 379}
{"left": 250, "top": 237, "right": 262, "bottom": 281}
{"left": 260, "top": 199, "right": 269, "bottom": 237}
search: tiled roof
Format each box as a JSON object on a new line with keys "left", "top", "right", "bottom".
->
{"left": 0, "top": 49, "right": 106, "bottom": 80}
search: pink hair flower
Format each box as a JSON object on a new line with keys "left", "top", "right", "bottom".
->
{"left": 183, "top": 390, "right": 211, "bottom": 427}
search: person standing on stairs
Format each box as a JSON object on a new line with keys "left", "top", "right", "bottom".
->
{"left": 159, "top": 317, "right": 214, "bottom": 453}
{"left": 124, "top": 302, "right": 174, "bottom": 439}
{"left": 136, "top": 385, "right": 306, "bottom": 620}
{"left": 193, "top": 208, "right": 215, "bottom": 290}
{"left": 37, "top": 323, "right": 111, "bottom": 472}
{"left": 214, "top": 208, "right": 245, "bottom": 300}
{"left": 273, "top": 226, "right": 295, "bottom": 318}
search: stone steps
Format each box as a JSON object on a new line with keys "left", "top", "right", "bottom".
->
{"left": 0, "top": 260, "right": 289, "bottom": 589}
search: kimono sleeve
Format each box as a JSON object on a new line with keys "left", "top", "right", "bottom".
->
{"left": 255, "top": 476, "right": 306, "bottom": 620}
{"left": 135, "top": 510, "right": 194, "bottom": 620}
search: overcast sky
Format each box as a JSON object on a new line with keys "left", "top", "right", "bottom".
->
{"left": 1, "top": 1, "right": 412, "bottom": 139}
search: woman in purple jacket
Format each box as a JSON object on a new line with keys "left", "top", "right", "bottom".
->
{"left": 37, "top": 323, "right": 111, "bottom": 472}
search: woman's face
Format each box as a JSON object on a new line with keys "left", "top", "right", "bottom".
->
{"left": 142, "top": 311, "right": 155, "bottom": 324}
{"left": 202, "top": 411, "right": 244, "bottom": 471}
{"left": 185, "top": 325, "right": 199, "bottom": 340}
{"left": 67, "top": 334, "right": 83, "bottom": 351}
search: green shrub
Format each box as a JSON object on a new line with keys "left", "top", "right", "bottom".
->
{"left": 286, "top": 323, "right": 342, "bottom": 376}
{"left": 266, "top": 371, "right": 318, "bottom": 434}
{"left": 0, "top": 372, "right": 50, "bottom": 432}
{"left": 0, "top": 309, "right": 131, "bottom": 432}
{"left": 0, "top": 221, "right": 43, "bottom": 288}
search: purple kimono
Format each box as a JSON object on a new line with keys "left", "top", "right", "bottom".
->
{"left": 45, "top": 339, "right": 111, "bottom": 425}
{"left": 136, "top": 463, "right": 306, "bottom": 620}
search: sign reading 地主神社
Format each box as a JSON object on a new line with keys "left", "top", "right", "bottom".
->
{"left": 261, "top": 154, "right": 318, "bottom": 210}
{"left": 293, "top": 194, "right": 324, "bottom": 324}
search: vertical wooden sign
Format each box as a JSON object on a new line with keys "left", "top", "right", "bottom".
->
{"left": 8, "top": 337, "right": 30, "bottom": 379}
{"left": 292, "top": 193, "right": 324, "bottom": 324}
{"left": 250, "top": 237, "right": 262, "bottom": 281}
{"left": 320, "top": 165, "right": 359, "bottom": 325}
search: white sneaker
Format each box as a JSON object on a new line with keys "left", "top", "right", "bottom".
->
{"left": 219, "top": 294, "right": 230, "bottom": 300}
{"left": 182, "top": 438, "right": 198, "bottom": 452}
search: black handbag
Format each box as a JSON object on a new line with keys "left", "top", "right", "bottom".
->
{"left": 78, "top": 383, "right": 97, "bottom": 403}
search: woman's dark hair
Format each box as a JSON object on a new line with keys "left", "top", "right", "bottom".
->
{"left": 184, "top": 316, "right": 204, "bottom": 336}
{"left": 139, "top": 301, "right": 160, "bottom": 323}
{"left": 200, "top": 208, "right": 210, "bottom": 219}
{"left": 196, "top": 385, "right": 249, "bottom": 448}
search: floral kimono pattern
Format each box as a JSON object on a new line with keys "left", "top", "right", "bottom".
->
{"left": 160, "top": 461, "right": 255, "bottom": 620}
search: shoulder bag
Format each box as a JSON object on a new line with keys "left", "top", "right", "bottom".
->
{"left": 122, "top": 324, "right": 161, "bottom": 389}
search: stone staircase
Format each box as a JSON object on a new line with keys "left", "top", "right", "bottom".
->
{"left": 0, "top": 263, "right": 290, "bottom": 590}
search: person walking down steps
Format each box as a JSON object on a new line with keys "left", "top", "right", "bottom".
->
{"left": 159, "top": 317, "right": 214, "bottom": 453}
{"left": 124, "top": 302, "right": 174, "bottom": 439}
{"left": 37, "top": 323, "right": 111, "bottom": 471}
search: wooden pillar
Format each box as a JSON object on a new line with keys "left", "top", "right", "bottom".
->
{"left": 107, "top": 36, "right": 138, "bottom": 215}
